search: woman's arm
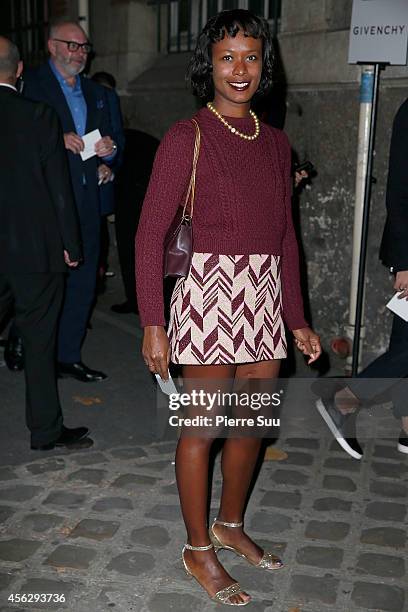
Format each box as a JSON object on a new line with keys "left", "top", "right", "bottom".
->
{"left": 135, "top": 121, "right": 196, "bottom": 328}
{"left": 278, "top": 131, "right": 322, "bottom": 363}
{"left": 278, "top": 130, "right": 308, "bottom": 331}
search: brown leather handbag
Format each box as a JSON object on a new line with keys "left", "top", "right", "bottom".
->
{"left": 163, "top": 119, "right": 201, "bottom": 278}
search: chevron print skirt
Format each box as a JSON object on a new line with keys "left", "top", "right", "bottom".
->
{"left": 168, "top": 253, "right": 287, "bottom": 365}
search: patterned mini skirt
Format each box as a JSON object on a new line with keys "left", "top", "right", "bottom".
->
{"left": 168, "top": 253, "right": 287, "bottom": 365}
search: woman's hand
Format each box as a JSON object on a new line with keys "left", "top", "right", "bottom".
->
{"left": 292, "top": 327, "right": 322, "bottom": 364}
{"left": 142, "top": 326, "right": 170, "bottom": 380}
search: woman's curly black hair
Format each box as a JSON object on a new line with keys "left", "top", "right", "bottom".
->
{"left": 187, "top": 9, "right": 274, "bottom": 101}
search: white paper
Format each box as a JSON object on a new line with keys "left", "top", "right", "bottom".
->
{"left": 386, "top": 292, "right": 408, "bottom": 321}
{"left": 80, "top": 129, "right": 102, "bottom": 161}
{"left": 155, "top": 373, "right": 178, "bottom": 396}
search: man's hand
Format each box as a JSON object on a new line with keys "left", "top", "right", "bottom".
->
{"left": 95, "top": 136, "right": 116, "bottom": 158}
{"left": 394, "top": 270, "right": 408, "bottom": 299}
{"left": 63, "top": 132, "right": 84, "bottom": 155}
{"left": 98, "top": 164, "right": 113, "bottom": 185}
{"left": 294, "top": 170, "right": 308, "bottom": 187}
{"left": 64, "top": 250, "right": 79, "bottom": 268}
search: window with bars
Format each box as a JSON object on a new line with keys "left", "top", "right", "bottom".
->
{"left": 0, "top": 0, "right": 51, "bottom": 66}
{"left": 207, "top": 0, "right": 281, "bottom": 20}
{"left": 153, "top": 0, "right": 282, "bottom": 53}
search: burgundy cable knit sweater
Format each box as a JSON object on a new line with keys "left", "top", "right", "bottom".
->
{"left": 135, "top": 107, "right": 307, "bottom": 331}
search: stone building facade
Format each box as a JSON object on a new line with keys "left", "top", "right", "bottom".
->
{"left": 90, "top": 0, "right": 407, "bottom": 370}
{"left": 2, "top": 0, "right": 407, "bottom": 370}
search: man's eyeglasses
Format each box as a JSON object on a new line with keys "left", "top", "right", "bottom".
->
{"left": 52, "top": 39, "right": 92, "bottom": 53}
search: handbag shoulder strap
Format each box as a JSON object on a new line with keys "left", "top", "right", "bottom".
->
{"left": 182, "top": 118, "right": 201, "bottom": 220}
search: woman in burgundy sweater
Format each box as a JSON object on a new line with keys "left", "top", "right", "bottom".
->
{"left": 136, "top": 10, "right": 321, "bottom": 606}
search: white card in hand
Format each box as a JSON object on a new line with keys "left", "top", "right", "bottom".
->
{"left": 386, "top": 292, "right": 408, "bottom": 321}
{"left": 155, "top": 373, "right": 178, "bottom": 395}
{"left": 80, "top": 129, "right": 102, "bottom": 161}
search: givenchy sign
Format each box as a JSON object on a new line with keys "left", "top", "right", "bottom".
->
{"left": 349, "top": 0, "right": 408, "bottom": 64}
{"left": 352, "top": 25, "right": 405, "bottom": 36}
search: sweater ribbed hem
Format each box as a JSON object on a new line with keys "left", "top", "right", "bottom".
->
{"left": 192, "top": 239, "right": 284, "bottom": 256}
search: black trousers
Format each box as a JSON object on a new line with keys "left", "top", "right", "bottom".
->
{"left": 58, "top": 191, "right": 100, "bottom": 363}
{"left": 114, "top": 196, "right": 141, "bottom": 310}
{"left": 0, "top": 273, "right": 64, "bottom": 445}
{"left": 349, "top": 314, "right": 408, "bottom": 418}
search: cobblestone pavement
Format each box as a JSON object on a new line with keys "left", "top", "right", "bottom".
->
{"left": 0, "top": 423, "right": 407, "bottom": 612}
{"left": 0, "top": 255, "right": 407, "bottom": 611}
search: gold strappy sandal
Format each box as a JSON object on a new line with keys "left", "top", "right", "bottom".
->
{"left": 181, "top": 542, "right": 251, "bottom": 606}
{"left": 209, "top": 518, "right": 284, "bottom": 571}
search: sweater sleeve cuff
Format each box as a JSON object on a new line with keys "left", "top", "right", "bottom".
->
{"left": 139, "top": 317, "right": 167, "bottom": 328}
{"left": 285, "top": 316, "right": 309, "bottom": 332}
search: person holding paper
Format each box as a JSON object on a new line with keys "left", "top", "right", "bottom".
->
{"left": 0, "top": 36, "right": 92, "bottom": 450}
{"left": 91, "top": 71, "right": 126, "bottom": 289}
{"left": 316, "top": 97, "right": 408, "bottom": 458}
{"left": 16, "top": 19, "right": 117, "bottom": 383}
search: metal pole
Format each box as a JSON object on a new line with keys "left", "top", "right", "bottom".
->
{"left": 187, "top": 0, "right": 191, "bottom": 51}
{"left": 198, "top": 0, "right": 203, "bottom": 36}
{"left": 177, "top": 0, "right": 181, "bottom": 53}
{"left": 346, "top": 65, "right": 374, "bottom": 372}
{"left": 78, "top": 0, "right": 89, "bottom": 36}
{"left": 157, "top": 0, "right": 161, "bottom": 53}
{"left": 167, "top": 0, "right": 171, "bottom": 54}
{"left": 351, "top": 63, "right": 381, "bottom": 376}
{"left": 272, "top": 0, "right": 281, "bottom": 38}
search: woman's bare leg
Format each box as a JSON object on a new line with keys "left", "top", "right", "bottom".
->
{"left": 214, "top": 360, "right": 283, "bottom": 565}
{"left": 176, "top": 364, "right": 251, "bottom": 604}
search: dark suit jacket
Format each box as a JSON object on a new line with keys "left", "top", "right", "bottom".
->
{"left": 99, "top": 87, "right": 125, "bottom": 216}
{"left": 380, "top": 98, "right": 408, "bottom": 270}
{"left": 0, "top": 85, "right": 81, "bottom": 273}
{"left": 104, "top": 88, "right": 125, "bottom": 171}
{"left": 23, "top": 62, "right": 113, "bottom": 226}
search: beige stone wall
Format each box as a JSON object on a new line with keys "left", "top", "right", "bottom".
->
{"left": 282, "top": 0, "right": 352, "bottom": 33}
{"left": 279, "top": 0, "right": 407, "bottom": 86}
{"left": 277, "top": 0, "right": 408, "bottom": 363}
{"left": 89, "top": 0, "right": 159, "bottom": 88}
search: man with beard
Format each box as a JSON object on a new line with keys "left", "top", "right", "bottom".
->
{"left": 12, "top": 20, "right": 117, "bottom": 382}
{"left": 0, "top": 36, "right": 92, "bottom": 450}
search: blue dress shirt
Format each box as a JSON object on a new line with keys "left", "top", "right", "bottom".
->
{"left": 49, "top": 60, "right": 116, "bottom": 162}
{"left": 49, "top": 59, "right": 87, "bottom": 136}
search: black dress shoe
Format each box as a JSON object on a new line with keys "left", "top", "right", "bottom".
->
{"left": 111, "top": 301, "right": 138, "bottom": 314}
{"left": 4, "top": 332, "right": 24, "bottom": 371}
{"left": 316, "top": 397, "right": 363, "bottom": 460}
{"left": 31, "top": 426, "right": 92, "bottom": 450}
{"left": 58, "top": 361, "right": 108, "bottom": 382}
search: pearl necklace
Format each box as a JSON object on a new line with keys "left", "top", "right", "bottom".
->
{"left": 206, "top": 102, "right": 260, "bottom": 141}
